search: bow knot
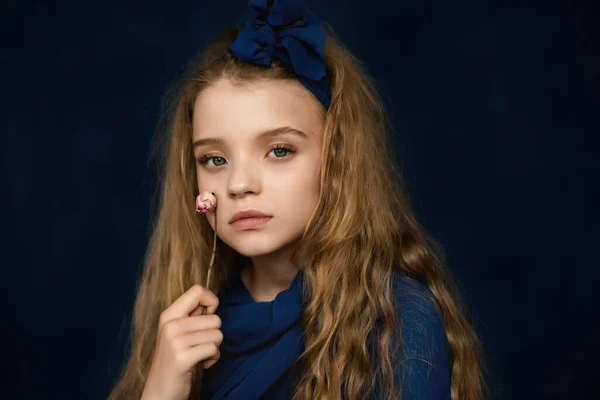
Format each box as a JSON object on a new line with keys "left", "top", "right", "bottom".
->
{"left": 249, "top": 0, "right": 305, "bottom": 28}
{"left": 228, "top": 0, "right": 331, "bottom": 109}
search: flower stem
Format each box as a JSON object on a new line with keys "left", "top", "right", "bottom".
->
{"left": 202, "top": 210, "right": 217, "bottom": 316}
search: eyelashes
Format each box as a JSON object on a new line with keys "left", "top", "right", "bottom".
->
{"left": 196, "top": 143, "right": 297, "bottom": 168}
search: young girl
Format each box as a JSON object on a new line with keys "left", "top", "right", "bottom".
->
{"left": 109, "top": 0, "right": 487, "bottom": 399}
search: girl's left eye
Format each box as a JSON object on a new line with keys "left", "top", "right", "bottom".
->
{"left": 267, "top": 144, "right": 296, "bottom": 158}
{"left": 196, "top": 144, "right": 297, "bottom": 167}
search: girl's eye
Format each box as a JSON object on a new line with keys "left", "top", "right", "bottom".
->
{"left": 267, "top": 144, "right": 296, "bottom": 158}
{"left": 197, "top": 155, "right": 226, "bottom": 167}
{"left": 196, "top": 144, "right": 296, "bottom": 167}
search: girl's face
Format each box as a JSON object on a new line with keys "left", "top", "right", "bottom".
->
{"left": 192, "top": 78, "right": 324, "bottom": 258}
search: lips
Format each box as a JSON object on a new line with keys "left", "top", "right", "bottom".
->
{"left": 229, "top": 209, "right": 271, "bottom": 224}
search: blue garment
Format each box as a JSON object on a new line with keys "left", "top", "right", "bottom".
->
{"left": 201, "top": 269, "right": 450, "bottom": 399}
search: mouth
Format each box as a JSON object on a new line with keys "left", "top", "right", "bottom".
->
{"left": 230, "top": 216, "right": 272, "bottom": 230}
{"left": 229, "top": 209, "right": 271, "bottom": 224}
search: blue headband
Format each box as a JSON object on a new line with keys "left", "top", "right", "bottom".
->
{"left": 225, "top": 0, "right": 331, "bottom": 110}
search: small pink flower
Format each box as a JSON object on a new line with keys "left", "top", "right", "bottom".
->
{"left": 196, "top": 191, "right": 217, "bottom": 213}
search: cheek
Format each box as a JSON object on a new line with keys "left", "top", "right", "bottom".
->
{"left": 274, "top": 165, "right": 320, "bottom": 206}
{"left": 195, "top": 167, "right": 202, "bottom": 187}
{"left": 196, "top": 169, "right": 219, "bottom": 191}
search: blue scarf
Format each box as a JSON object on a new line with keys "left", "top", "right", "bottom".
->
{"left": 201, "top": 269, "right": 452, "bottom": 399}
{"left": 201, "top": 270, "right": 305, "bottom": 399}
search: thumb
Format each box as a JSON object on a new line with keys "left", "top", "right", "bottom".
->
{"left": 161, "top": 284, "right": 219, "bottom": 323}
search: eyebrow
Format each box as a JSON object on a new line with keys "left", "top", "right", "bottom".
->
{"left": 193, "top": 126, "right": 308, "bottom": 149}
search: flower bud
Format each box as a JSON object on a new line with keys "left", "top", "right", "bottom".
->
{"left": 196, "top": 191, "right": 217, "bottom": 213}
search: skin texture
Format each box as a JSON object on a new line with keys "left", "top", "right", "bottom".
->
{"left": 192, "top": 78, "right": 324, "bottom": 301}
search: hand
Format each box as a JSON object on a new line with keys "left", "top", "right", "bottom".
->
{"left": 141, "top": 284, "right": 222, "bottom": 400}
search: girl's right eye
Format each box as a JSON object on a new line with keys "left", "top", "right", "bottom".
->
{"left": 197, "top": 155, "right": 226, "bottom": 167}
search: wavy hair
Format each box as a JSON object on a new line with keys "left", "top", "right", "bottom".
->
{"left": 108, "top": 23, "right": 488, "bottom": 400}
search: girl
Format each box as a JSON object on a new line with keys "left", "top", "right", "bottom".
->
{"left": 109, "top": 0, "right": 487, "bottom": 399}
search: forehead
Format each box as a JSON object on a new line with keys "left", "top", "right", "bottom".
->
{"left": 192, "top": 78, "right": 324, "bottom": 142}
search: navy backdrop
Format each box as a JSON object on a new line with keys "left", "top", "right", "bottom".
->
{"left": 2, "top": 0, "right": 598, "bottom": 399}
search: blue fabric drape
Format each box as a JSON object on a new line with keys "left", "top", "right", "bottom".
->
{"left": 201, "top": 269, "right": 450, "bottom": 399}
{"left": 201, "top": 271, "right": 305, "bottom": 399}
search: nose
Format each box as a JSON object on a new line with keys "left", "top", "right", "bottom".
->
{"left": 227, "top": 156, "right": 261, "bottom": 199}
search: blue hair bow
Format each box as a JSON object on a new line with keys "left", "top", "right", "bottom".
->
{"left": 228, "top": 0, "right": 331, "bottom": 109}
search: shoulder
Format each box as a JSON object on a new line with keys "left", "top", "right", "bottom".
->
{"left": 391, "top": 272, "right": 443, "bottom": 332}
{"left": 390, "top": 272, "right": 451, "bottom": 398}
{"left": 391, "top": 272, "right": 447, "bottom": 361}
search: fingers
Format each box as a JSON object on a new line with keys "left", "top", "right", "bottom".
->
{"left": 160, "top": 315, "right": 222, "bottom": 340}
{"left": 181, "top": 315, "right": 222, "bottom": 333}
{"left": 159, "top": 285, "right": 219, "bottom": 326}
{"left": 185, "top": 343, "right": 220, "bottom": 368}
{"left": 190, "top": 304, "right": 210, "bottom": 317}
{"left": 153, "top": 284, "right": 224, "bottom": 373}
{"left": 202, "top": 350, "right": 221, "bottom": 369}
{"left": 176, "top": 329, "right": 224, "bottom": 349}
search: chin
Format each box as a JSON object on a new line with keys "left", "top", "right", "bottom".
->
{"left": 224, "top": 232, "right": 296, "bottom": 258}
{"left": 230, "top": 241, "right": 282, "bottom": 258}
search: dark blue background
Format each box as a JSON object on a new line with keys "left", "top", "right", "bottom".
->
{"left": 3, "top": 0, "right": 598, "bottom": 399}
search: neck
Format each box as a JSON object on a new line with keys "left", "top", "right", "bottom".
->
{"left": 241, "top": 242, "right": 301, "bottom": 302}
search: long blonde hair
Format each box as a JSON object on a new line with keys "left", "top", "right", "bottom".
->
{"left": 108, "top": 24, "right": 488, "bottom": 400}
